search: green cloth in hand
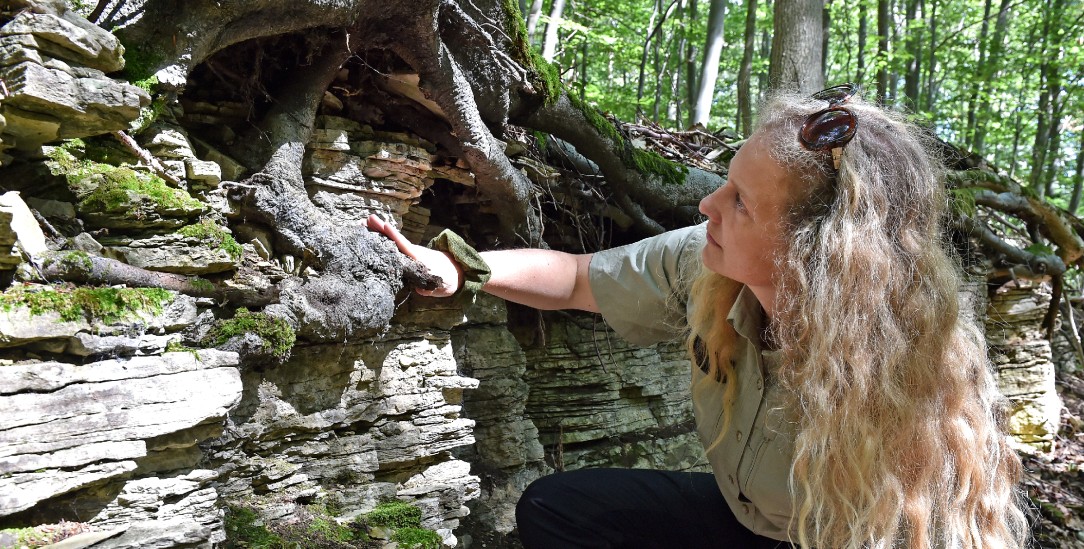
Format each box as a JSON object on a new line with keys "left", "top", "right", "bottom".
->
{"left": 427, "top": 229, "right": 492, "bottom": 300}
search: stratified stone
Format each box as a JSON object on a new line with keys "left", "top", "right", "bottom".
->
{"left": 0, "top": 11, "right": 125, "bottom": 73}
{"left": 101, "top": 232, "right": 237, "bottom": 275}
{"left": 0, "top": 351, "right": 241, "bottom": 516}
{"left": 0, "top": 191, "right": 48, "bottom": 259}
{"left": 0, "top": 61, "right": 148, "bottom": 148}
{"left": 986, "top": 282, "right": 1063, "bottom": 452}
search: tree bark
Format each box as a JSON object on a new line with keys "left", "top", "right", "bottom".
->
{"left": 541, "top": 0, "right": 566, "bottom": 61}
{"left": 970, "top": 0, "right": 1013, "bottom": 155}
{"left": 1070, "top": 129, "right": 1084, "bottom": 214}
{"left": 691, "top": 0, "right": 728, "bottom": 126}
{"left": 526, "top": 0, "right": 545, "bottom": 41}
{"left": 737, "top": 0, "right": 758, "bottom": 136}
{"left": 768, "top": 0, "right": 825, "bottom": 92}
{"left": 876, "top": 0, "right": 890, "bottom": 103}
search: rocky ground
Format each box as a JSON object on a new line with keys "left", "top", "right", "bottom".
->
{"left": 1025, "top": 368, "right": 1084, "bottom": 548}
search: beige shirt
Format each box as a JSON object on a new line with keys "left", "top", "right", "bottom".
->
{"left": 589, "top": 224, "right": 798, "bottom": 542}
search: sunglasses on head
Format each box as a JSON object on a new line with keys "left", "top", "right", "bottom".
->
{"left": 799, "top": 83, "right": 860, "bottom": 171}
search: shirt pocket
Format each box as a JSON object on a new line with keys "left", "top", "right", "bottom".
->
{"left": 743, "top": 392, "right": 798, "bottom": 532}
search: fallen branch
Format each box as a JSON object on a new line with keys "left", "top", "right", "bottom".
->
{"left": 38, "top": 251, "right": 280, "bottom": 306}
{"left": 112, "top": 131, "right": 184, "bottom": 187}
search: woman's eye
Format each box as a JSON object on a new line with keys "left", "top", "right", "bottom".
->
{"left": 735, "top": 193, "right": 746, "bottom": 212}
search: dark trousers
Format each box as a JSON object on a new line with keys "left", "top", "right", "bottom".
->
{"left": 516, "top": 468, "right": 795, "bottom": 549}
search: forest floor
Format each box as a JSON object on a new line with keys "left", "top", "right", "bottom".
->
{"left": 1025, "top": 368, "right": 1084, "bottom": 548}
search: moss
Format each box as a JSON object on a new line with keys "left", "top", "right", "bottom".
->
{"left": 630, "top": 148, "right": 689, "bottom": 187}
{"left": 0, "top": 285, "right": 172, "bottom": 324}
{"left": 0, "top": 521, "right": 93, "bottom": 547}
{"left": 224, "top": 505, "right": 286, "bottom": 548}
{"left": 391, "top": 527, "right": 441, "bottom": 549}
{"left": 305, "top": 506, "right": 359, "bottom": 544}
{"left": 47, "top": 147, "right": 204, "bottom": 215}
{"left": 949, "top": 187, "right": 979, "bottom": 218}
{"left": 119, "top": 43, "right": 163, "bottom": 84}
{"left": 498, "top": 0, "right": 561, "bottom": 105}
{"left": 131, "top": 96, "right": 167, "bottom": 134}
{"left": 188, "top": 276, "right": 215, "bottom": 293}
{"left": 364, "top": 501, "right": 422, "bottom": 529}
{"left": 179, "top": 219, "right": 243, "bottom": 260}
{"left": 532, "top": 130, "right": 549, "bottom": 154}
{"left": 567, "top": 92, "right": 623, "bottom": 143}
{"left": 165, "top": 340, "right": 202, "bottom": 358}
{"left": 45, "top": 250, "right": 94, "bottom": 275}
{"left": 203, "top": 308, "right": 296, "bottom": 360}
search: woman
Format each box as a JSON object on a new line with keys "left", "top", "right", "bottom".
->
{"left": 368, "top": 85, "right": 1030, "bottom": 548}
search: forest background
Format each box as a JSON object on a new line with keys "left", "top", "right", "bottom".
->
{"left": 524, "top": 0, "right": 1082, "bottom": 210}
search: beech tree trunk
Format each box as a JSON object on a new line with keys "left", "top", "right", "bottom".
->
{"left": 737, "top": 0, "right": 758, "bottom": 136}
{"left": 691, "top": 0, "right": 728, "bottom": 126}
{"left": 768, "top": 0, "right": 825, "bottom": 92}
{"left": 541, "top": 0, "right": 566, "bottom": 61}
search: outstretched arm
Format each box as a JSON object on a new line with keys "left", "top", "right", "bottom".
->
{"left": 367, "top": 217, "right": 599, "bottom": 312}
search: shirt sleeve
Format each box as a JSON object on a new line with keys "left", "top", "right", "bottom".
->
{"left": 588, "top": 223, "right": 706, "bottom": 346}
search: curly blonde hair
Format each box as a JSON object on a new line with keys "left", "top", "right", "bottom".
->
{"left": 686, "top": 91, "right": 1030, "bottom": 548}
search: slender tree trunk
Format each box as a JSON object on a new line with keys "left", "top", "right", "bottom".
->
{"left": 691, "top": 0, "right": 728, "bottom": 125}
{"left": 1070, "top": 129, "right": 1084, "bottom": 214}
{"left": 965, "top": 0, "right": 994, "bottom": 142}
{"left": 1008, "top": 88, "right": 1025, "bottom": 178}
{"left": 923, "top": 0, "right": 937, "bottom": 111}
{"left": 970, "top": 0, "right": 1013, "bottom": 154}
{"left": 876, "top": 0, "right": 890, "bottom": 103}
{"left": 857, "top": 0, "right": 868, "bottom": 83}
{"left": 1030, "top": 0, "right": 1057, "bottom": 196}
{"left": 769, "top": 0, "right": 825, "bottom": 92}
{"left": 737, "top": 0, "right": 758, "bottom": 136}
{"left": 758, "top": 0, "right": 772, "bottom": 99}
{"left": 685, "top": 0, "right": 699, "bottom": 126}
{"left": 526, "top": 0, "right": 545, "bottom": 41}
{"left": 540, "top": 0, "right": 566, "bottom": 61}
{"left": 821, "top": 0, "right": 831, "bottom": 80}
{"left": 1042, "top": 88, "right": 1064, "bottom": 197}
{"left": 902, "top": 0, "right": 921, "bottom": 109}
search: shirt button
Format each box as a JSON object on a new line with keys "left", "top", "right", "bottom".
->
{"left": 728, "top": 474, "right": 736, "bottom": 485}
{"left": 742, "top": 504, "right": 750, "bottom": 515}
{"left": 736, "top": 430, "right": 743, "bottom": 443}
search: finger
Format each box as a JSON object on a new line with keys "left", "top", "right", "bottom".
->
{"left": 366, "top": 217, "right": 417, "bottom": 257}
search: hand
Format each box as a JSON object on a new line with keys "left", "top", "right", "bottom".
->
{"left": 366, "top": 216, "right": 462, "bottom": 297}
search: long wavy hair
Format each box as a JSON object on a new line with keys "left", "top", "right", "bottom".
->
{"left": 686, "top": 91, "right": 1030, "bottom": 549}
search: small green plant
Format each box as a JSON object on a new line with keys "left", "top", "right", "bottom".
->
{"left": 224, "top": 505, "right": 286, "bottom": 548}
{"left": 0, "top": 520, "right": 93, "bottom": 547}
{"left": 364, "top": 501, "right": 423, "bottom": 529}
{"left": 179, "top": 219, "right": 243, "bottom": 260}
{"left": 203, "top": 308, "right": 296, "bottom": 360}
{"left": 0, "top": 285, "right": 172, "bottom": 324}
{"left": 189, "top": 276, "right": 216, "bottom": 293}
{"left": 392, "top": 527, "right": 441, "bottom": 549}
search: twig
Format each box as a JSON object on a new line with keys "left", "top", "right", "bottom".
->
{"left": 111, "top": 131, "right": 184, "bottom": 187}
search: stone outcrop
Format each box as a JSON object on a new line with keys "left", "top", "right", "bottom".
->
{"left": 986, "top": 281, "right": 1063, "bottom": 452}
{"left": 0, "top": 5, "right": 148, "bottom": 158}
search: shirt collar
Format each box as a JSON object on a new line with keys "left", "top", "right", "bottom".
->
{"left": 727, "top": 285, "right": 767, "bottom": 348}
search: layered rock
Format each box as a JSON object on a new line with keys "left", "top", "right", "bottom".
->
{"left": 987, "top": 281, "right": 1063, "bottom": 452}
{"left": 0, "top": 5, "right": 148, "bottom": 155}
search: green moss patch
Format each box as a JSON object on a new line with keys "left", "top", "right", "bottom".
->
{"left": 392, "top": 527, "right": 441, "bottom": 549}
{"left": 0, "top": 285, "right": 172, "bottom": 324}
{"left": 0, "top": 521, "right": 94, "bottom": 548}
{"left": 46, "top": 145, "right": 203, "bottom": 216}
{"left": 178, "top": 219, "right": 243, "bottom": 260}
{"left": 364, "top": 501, "right": 422, "bottom": 529}
{"left": 630, "top": 148, "right": 689, "bottom": 187}
{"left": 203, "top": 308, "right": 296, "bottom": 360}
{"left": 223, "top": 503, "right": 368, "bottom": 549}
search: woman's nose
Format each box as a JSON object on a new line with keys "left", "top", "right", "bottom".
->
{"left": 699, "top": 186, "right": 722, "bottom": 220}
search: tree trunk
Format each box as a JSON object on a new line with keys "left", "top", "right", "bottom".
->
{"left": 768, "top": 0, "right": 825, "bottom": 92}
{"left": 691, "top": 0, "right": 728, "bottom": 126}
{"left": 526, "top": 0, "right": 545, "bottom": 41}
{"left": 1029, "top": 0, "right": 1057, "bottom": 196}
{"left": 1070, "top": 129, "right": 1084, "bottom": 214}
{"left": 923, "top": 0, "right": 937, "bottom": 111}
{"left": 685, "top": 0, "right": 699, "bottom": 126}
{"left": 970, "top": 0, "right": 1013, "bottom": 155}
{"left": 541, "top": 0, "right": 566, "bottom": 61}
{"left": 737, "top": 0, "right": 758, "bottom": 136}
{"left": 964, "top": 0, "right": 993, "bottom": 142}
{"left": 876, "top": 0, "right": 890, "bottom": 103}
{"left": 857, "top": 0, "right": 868, "bottom": 84}
{"left": 821, "top": 0, "right": 830, "bottom": 81}
{"left": 758, "top": 0, "right": 772, "bottom": 98}
{"left": 902, "top": 0, "right": 921, "bottom": 109}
